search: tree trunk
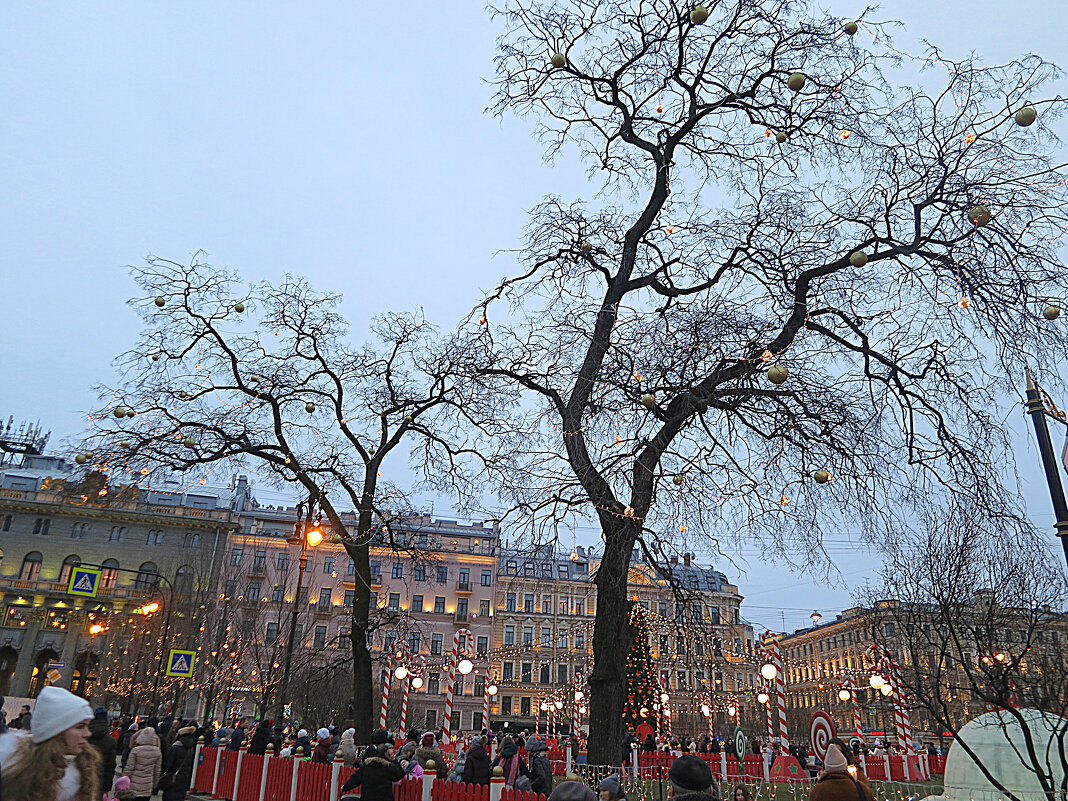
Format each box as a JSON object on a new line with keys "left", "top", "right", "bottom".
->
{"left": 343, "top": 498, "right": 375, "bottom": 742}
{"left": 586, "top": 517, "right": 639, "bottom": 766}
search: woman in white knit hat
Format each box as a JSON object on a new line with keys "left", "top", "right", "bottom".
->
{"left": 0, "top": 685, "right": 99, "bottom": 801}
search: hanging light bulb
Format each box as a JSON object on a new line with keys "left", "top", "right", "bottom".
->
{"left": 761, "top": 664, "right": 777, "bottom": 680}
{"left": 838, "top": 688, "right": 852, "bottom": 702}
{"left": 395, "top": 666, "right": 409, "bottom": 680}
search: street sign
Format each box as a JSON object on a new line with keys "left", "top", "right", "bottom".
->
{"left": 67, "top": 567, "right": 102, "bottom": 597}
{"left": 165, "top": 649, "right": 196, "bottom": 678}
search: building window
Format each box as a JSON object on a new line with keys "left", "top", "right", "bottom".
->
{"left": 409, "top": 632, "right": 421, "bottom": 653}
{"left": 575, "top": 600, "right": 584, "bottom": 616}
{"left": 558, "top": 663, "right": 569, "bottom": 684}
{"left": 437, "top": 566, "right": 448, "bottom": 583}
{"left": 459, "top": 568, "right": 470, "bottom": 585}
{"left": 347, "top": 560, "right": 355, "bottom": 576}
{"left": 224, "top": 580, "right": 237, "bottom": 597}
{"left": 70, "top": 522, "right": 88, "bottom": 539}
{"left": 314, "top": 625, "right": 328, "bottom": 649}
{"left": 503, "top": 662, "right": 514, "bottom": 680}
{"left": 5, "top": 606, "right": 30, "bottom": 627}
{"left": 541, "top": 627, "right": 551, "bottom": 645}
{"left": 323, "top": 557, "right": 335, "bottom": 574}
{"left": 506, "top": 593, "right": 516, "bottom": 612}
{"left": 558, "top": 630, "right": 568, "bottom": 648}
{"left": 412, "top": 594, "right": 424, "bottom": 612}
{"left": 434, "top": 596, "right": 446, "bottom": 614}
{"left": 431, "top": 634, "right": 443, "bottom": 655}
{"left": 524, "top": 563, "right": 535, "bottom": 576}
{"left": 504, "top": 626, "right": 515, "bottom": 646}
{"left": 146, "top": 529, "right": 163, "bottom": 545}
{"left": 479, "top": 599, "right": 490, "bottom": 616}
{"left": 183, "top": 532, "right": 199, "bottom": 548}
{"left": 59, "top": 555, "right": 81, "bottom": 584}
{"left": 229, "top": 548, "right": 243, "bottom": 566}
{"left": 481, "top": 570, "right": 492, "bottom": 586}
{"left": 247, "top": 581, "right": 262, "bottom": 600}
{"left": 1, "top": 515, "right": 11, "bottom": 532}
{"left": 320, "top": 588, "right": 334, "bottom": 607}
{"left": 477, "top": 636, "right": 488, "bottom": 654}
{"left": 272, "top": 585, "right": 285, "bottom": 603}
{"left": 523, "top": 627, "right": 533, "bottom": 645}
{"left": 472, "top": 712, "right": 483, "bottom": 731}
{"left": 575, "top": 632, "right": 585, "bottom": 650}
{"left": 524, "top": 595, "right": 534, "bottom": 613}
{"left": 520, "top": 696, "right": 531, "bottom": 716}
{"left": 506, "top": 560, "right": 517, "bottom": 574}
{"left": 455, "top": 676, "right": 465, "bottom": 695}
{"left": 265, "top": 622, "right": 279, "bottom": 644}
{"left": 521, "top": 663, "right": 532, "bottom": 683}
{"left": 457, "top": 598, "right": 468, "bottom": 617}
{"left": 298, "top": 587, "right": 309, "bottom": 605}
{"left": 391, "top": 562, "right": 403, "bottom": 579}
{"left": 428, "top": 676, "right": 440, "bottom": 695}
{"left": 101, "top": 559, "right": 119, "bottom": 588}
{"left": 18, "top": 551, "right": 42, "bottom": 581}
{"left": 388, "top": 593, "right": 400, "bottom": 610}
{"left": 500, "top": 696, "right": 513, "bottom": 716}
{"left": 252, "top": 551, "right": 266, "bottom": 571}
{"left": 175, "top": 566, "right": 195, "bottom": 594}
{"left": 385, "top": 632, "right": 398, "bottom": 650}
{"left": 474, "top": 676, "right": 485, "bottom": 696}
{"left": 108, "top": 526, "right": 125, "bottom": 543}
{"left": 539, "top": 664, "right": 550, "bottom": 684}
{"left": 415, "top": 564, "right": 426, "bottom": 581}
{"left": 32, "top": 517, "right": 51, "bottom": 536}
{"left": 542, "top": 596, "right": 551, "bottom": 614}
{"left": 45, "top": 609, "right": 69, "bottom": 630}
{"left": 558, "top": 564, "right": 569, "bottom": 578}
{"left": 135, "top": 562, "right": 160, "bottom": 589}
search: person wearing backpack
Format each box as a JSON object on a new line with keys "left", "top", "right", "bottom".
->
{"left": 525, "top": 736, "right": 553, "bottom": 795}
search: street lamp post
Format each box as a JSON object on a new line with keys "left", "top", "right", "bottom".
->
{"left": 1024, "top": 370, "right": 1068, "bottom": 569}
{"left": 279, "top": 496, "right": 323, "bottom": 718}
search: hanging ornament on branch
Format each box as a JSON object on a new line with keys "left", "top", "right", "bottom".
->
{"left": 1015, "top": 106, "right": 1037, "bottom": 127}
{"left": 767, "top": 364, "right": 788, "bottom": 385}
{"left": 787, "top": 73, "right": 807, "bottom": 92}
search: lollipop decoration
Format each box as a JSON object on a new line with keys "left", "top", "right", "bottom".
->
{"left": 809, "top": 710, "right": 837, "bottom": 761}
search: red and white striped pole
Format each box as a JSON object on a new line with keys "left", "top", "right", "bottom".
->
{"left": 443, "top": 628, "right": 471, "bottom": 741}
{"left": 482, "top": 677, "right": 491, "bottom": 732}
{"left": 765, "top": 698, "right": 774, "bottom": 743}
{"left": 535, "top": 701, "right": 541, "bottom": 735}
{"left": 379, "top": 656, "right": 392, "bottom": 729}
{"left": 845, "top": 677, "right": 863, "bottom": 741}
{"left": 400, "top": 676, "right": 410, "bottom": 734}
{"left": 889, "top": 661, "right": 913, "bottom": 751}
{"left": 573, "top": 691, "right": 581, "bottom": 736}
{"left": 768, "top": 634, "right": 789, "bottom": 748}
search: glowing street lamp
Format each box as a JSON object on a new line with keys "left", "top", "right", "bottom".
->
{"left": 488, "top": 684, "right": 498, "bottom": 696}
{"left": 395, "top": 665, "right": 409, "bottom": 680}
{"left": 869, "top": 675, "right": 886, "bottom": 690}
{"left": 761, "top": 663, "right": 777, "bottom": 681}
{"left": 412, "top": 677, "right": 425, "bottom": 689}
{"left": 757, "top": 692, "right": 770, "bottom": 704}
{"left": 838, "top": 688, "right": 852, "bottom": 702}
{"left": 727, "top": 706, "right": 737, "bottom": 717}
{"left": 458, "top": 658, "right": 474, "bottom": 676}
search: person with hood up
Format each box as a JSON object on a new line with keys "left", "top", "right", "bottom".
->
{"left": 490, "top": 738, "right": 529, "bottom": 788}
{"left": 122, "top": 726, "right": 162, "bottom": 801}
{"left": 339, "top": 728, "right": 358, "bottom": 766}
{"left": 599, "top": 774, "right": 625, "bottom": 801}
{"left": 667, "top": 753, "right": 721, "bottom": 801}
{"left": 463, "top": 735, "right": 491, "bottom": 785}
{"left": 415, "top": 731, "right": 449, "bottom": 779}
{"left": 549, "top": 780, "right": 598, "bottom": 801}
{"left": 525, "top": 736, "right": 553, "bottom": 795}
{"left": 0, "top": 686, "right": 99, "bottom": 801}
{"left": 160, "top": 723, "right": 198, "bottom": 801}
{"left": 809, "top": 744, "right": 873, "bottom": 801}
{"left": 88, "top": 707, "right": 118, "bottom": 792}
{"left": 447, "top": 746, "right": 467, "bottom": 782}
{"left": 248, "top": 720, "right": 272, "bottom": 755}
{"left": 398, "top": 753, "right": 425, "bottom": 783}
{"left": 226, "top": 722, "right": 246, "bottom": 751}
{"left": 340, "top": 729, "right": 404, "bottom": 801}
{"left": 293, "top": 728, "right": 313, "bottom": 758}
{"left": 312, "top": 727, "right": 333, "bottom": 763}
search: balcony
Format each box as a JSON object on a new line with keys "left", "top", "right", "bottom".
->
{"left": 453, "top": 610, "right": 469, "bottom": 624}
{"left": 456, "top": 581, "right": 471, "bottom": 593}
{"left": 249, "top": 562, "right": 267, "bottom": 576}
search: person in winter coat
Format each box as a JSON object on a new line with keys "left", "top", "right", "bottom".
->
{"left": 88, "top": 708, "right": 118, "bottom": 792}
{"left": 525, "top": 736, "right": 553, "bottom": 795}
{"left": 0, "top": 686, "right": 100, "bottom": 801}
{"left": 161, "top": 724, "right": 198, "bottom": 801}
{"left": 227, "top": 722, "right": 246, "bottom": 751}
{"left": 8, "top": 704, "right": 32, "bottom": 731}
{"left": 463, "top": 736, "right": 491, "bottom": 785}
{"left": 448, "top": 748, "right": 467, "bottom": 782}
{"left": 123, "top": 726, "right": 162, "bottom": 801}
{"left": 668, "top": 754, "right": 721, "bottom": 801}
{"left": 598, "top": 774, "right": 625, "bottom": 801}
{"left": 809, "top": 745, "right": 873, "bottom": 801}
{"left": 340, "top": 731, "right": 404, "bottom": 801}
{"left": 339, "top": 728, "right": 358, "bottom": 766}
{"left": 293, "top": 728, "right": 313, "bottom": 758}
{"left": 312, "top": 728, "right": 332, "bottom": 763}
{"left": 414, "top": 731, "right": 449, "bottom": 779}
{"left": 490, "top": 739, "right": 529, "bottom": 788}
{"left": 399, "top": 756, "right": 425, "bottom": 783}
{"left": 549, "top": 781, "right": 598, "bottom": 801}
{"left": 248, "top": 720, "right": 273, "bottom": 755}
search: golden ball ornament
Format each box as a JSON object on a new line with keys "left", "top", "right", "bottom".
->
{"left": 305, "top": 401, "right": 316, "bottom": 413}
{"left": 813, "top": 468, "right": 832, "bottom": 484}
{"left": 1015, "top": 106, "right": 1037, "bottom": 127}
{"left": 551, "top": 52, "right": 566, "bottom": 68}
{"left": 787, "top": 72, "right": 807, "bottom": 92}
{"left": 154, "top": 296, "right": 165, "bottom": 308}
{"left": 969, "top": 205, "right": 991, "bottom": 227}
{"left": 178, "top": 391, "right": 188, "bottom": 400}
{"left": 767, "top": 364, "right": 788, "bottom": 385}
{"left": 673, "top": 474, "right": 684, "bottom": 486}
{"left": 775, "top": 132, "right": 787, "bottom": 144}
{"left": 119, "top": 440, "right": 131, "bottom": 449}
{"left": 151, "top": 354, "right": 160, "bottom": 362}
{"left": 404, "top": 414, "right": 414, "bottom": 422}
{"left": 580, "top": 241, "right": 593, "bottom": 252}
{"left": 234, "top": 302, "right": 245, "bottom": 313}
{"left": 844, "top": 21, "right": 858, "bottom": 35}
{"left": 182, "top": 436, "right": 196, "bottom": 448}
{"left": 250, "top": 375, "right": 259, "bottom": 383}
{"left": 641, "top": 392, "right": 656, "bottom": 409}
{"left": 690, "top": 4, "right": 708, "bottom": 24}
{"left": 1044, "top": 306, "right": 1061, "bottom": 320}
{"left": 113, "top": 406, "right": 127, "bottom": 418}
{"left": 849, "top": 251, "right": 868, "bottom": 267}
{"left": 75, "top": 453, "right": 89, "bottom": 465}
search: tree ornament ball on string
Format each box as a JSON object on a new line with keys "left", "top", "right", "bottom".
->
{"left": 969, "top": 205, "right": 991, "bottom": 227}
{"left": 787, "top": 73, "right": 807, "bottom": 92}
{"left": 151, "top": 354, "right": 160, "bottom": 362}
{"left": 119, "top": 440, "right": 131, "bottom": 449}
{"left": 551, "top": 52, "right": 566, "bottom": 69}
{"left": 234, "top": 302, "right": 245, "bottom": 313}
{"left": 1043, "top": 306, "right": 1060, "bottom": 320}
{"left": 641, "top": 392, "right": 656, "bottom": 409}
{"left": 113, "top": 406, "right": 127, "bottom": 419}
{"left": 849, "top": 251, "right": 868, "bottom": 268}
{"left": 75, "top": 453, "right": 89, "bottom": 465}
{"left": 813, "top": 468, "right": 832, "bottom": 484}
{"left": 767, "top": 364, "right": 788, "bottom": 385}
{"left": 1015, "top": 106, "right": 1037, "bottom": 127}
{"left": 305, "top": 401, "right": 316, "bottom": 413}
{"left": 182, "top": 436, "right": 196, "bottom": 449}
{"left": 580, "top": 240, "right": 593, "bottom": 253}
{"left": 154, "top": 296, "right": 165, "bottom": 308}
{"left": 690, "top": 4, "right": 708, "bottom": 24}
{"left": 775, "top": 132, "right": 788, "bottom": 144}
{"left": 404, "top": 414, "right": 414, "bottom": 422}
{"left": 673, "top": 474, "right": 684, "bottom": 486}
{"left": 844, "top": 21, "right": 859, "bottom": 35}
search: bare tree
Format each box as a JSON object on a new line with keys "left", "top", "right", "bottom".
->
{"left": 83, "top": 256, "right": 505, "bottom": 739}
{"left": 865, "top": 523, "right": 1068, "bottom": 801}
{"left": 471, "top": 0, "right": 1068, "bottom": 763}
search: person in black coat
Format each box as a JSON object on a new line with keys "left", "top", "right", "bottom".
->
{"left": 248, "top": 720, "right": 273, "bottom": 755}
{"left": 490, "top": 739, "right": 529, "bottom": 787}
{"left": 463, "top": 737, "right": 491, "bottom": 785}
{"left": 162, "top": 725, "right": 199, "bottom": 801}
{"left": 227, "top": 723, "right": 247, "bottom": 751}
{"left": 88, "top": 710, "right": 118, "bottom": 793}
{"left": 340, "top": 732, "right": 404, "bottom": 801}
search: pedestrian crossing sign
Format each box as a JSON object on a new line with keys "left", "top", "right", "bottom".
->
{"left": 165, "top": 649, "right": 196, "bottom": 678}
{"left": 67, "top": 567, "right": 102, "bottom": 597}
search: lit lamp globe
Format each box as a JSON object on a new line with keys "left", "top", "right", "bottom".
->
{"left": 395, "top": 666, "right": 409, "bottom": 680}
{"left": 660, "top": 693, "right": 670, "bottom": 704}
{"left": 488, "top": 684, "right": 498, "bottom": 696}
{"left": 700, "top": 704, "right": 710, "bottom": 716}
{"left": 757, "top": 692, "right": 770, "bottom": 704}
{"left": 574, "top": 690, "right": 584, "bottom": 701}
{"left": 880, "top": 684, "right": 894, "bottom": 697}
{"left": 869, "top": 674, "right": 885, "bottom": 689}
{"left": 727, "top": 706, "right": 737, "bottom": 717}
{"left": 306, "top": 527, "right": 324, "bottom": 547}
{"left": 412, "top": 677, "right": 425, "bottom": 689}
{"left": 458, "top": 659, "right": 474, "bottom": 675}
{"left": 555, "top": 700, "right": 563, "bottom": 710}
{"left": 540, "top": 702, "right": 549, "bottom": 711}
{"left": 761, "top": 663, "right": 777, "bottom": 681}
{"left": 838, "top": 688, "right": 852, "bottom": 702}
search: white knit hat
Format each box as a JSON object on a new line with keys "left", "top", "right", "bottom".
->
{"left": 31, "top": 686, "right": 93, "bottom": 743}
{"left": 317, "top": 727, "right": 330, "bottom": 740}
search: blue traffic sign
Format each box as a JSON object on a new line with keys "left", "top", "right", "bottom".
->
{"left": 165, "top": 649, "right": 196, "bottom": 678}
{"left": 67, "top": 568, "right": 101, "bottom": 597}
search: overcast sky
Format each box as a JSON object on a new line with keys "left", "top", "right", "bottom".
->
{"left": 2, "top": 1, "right": 1066, "bottom": 634}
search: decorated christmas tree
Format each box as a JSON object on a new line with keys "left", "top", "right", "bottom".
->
{"left": 622, "top": 601, "right": 660, "bottom": 729}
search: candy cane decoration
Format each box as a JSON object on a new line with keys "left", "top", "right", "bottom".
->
{"left": 661, "top": 676, "right": 672, "bottom": 739}
{"left": 840, "top": 676, "right": 863, "bottom": 741}
{"left": 443, "top": 628, "right": 472, "bottom": 741}
{"left": 762, "top": 633, "right": 789, "bottom": 748}
{"left": 379, "top": 655, "right": 392, "bottom": 729}
{"left": 535, "top": 701, "right": 541, "bottom": 735}
{"left": 867, "top": 644, "right": 913, "bottom": 751}
{"left": 400, "top": 675, "right": 410, "bottom": 733}
{"left": 765, "top": 698, "right": 774, "bottom": 743}
{"left": 482, "top": 675, "right": 491, "bottom": 732}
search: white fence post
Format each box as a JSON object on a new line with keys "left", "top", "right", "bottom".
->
{"left": 190, "top": 738, "right": 203, "bottom": 789}
{"left": 422, "top": 763, "right": 437, "bottom": 801}
{"left": 233, "top": 750, "right": 245, "bottom": 796}
{"left": 720, "top": 750, "right": 727, "bottom": 779}
{"left": 490, "top": 766, "right": 505, "bottom": 801}
{"left": 259, "top": 751, "right": 272, "bottom": 801}
{"left": 566, "top": 742, "right": 573, "bottom": 775}
{"left": 211, "top": 746, "right": 223, "bottom": 795}
{"left": 289, "top": 756, "right": 301, "bottom": 801}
